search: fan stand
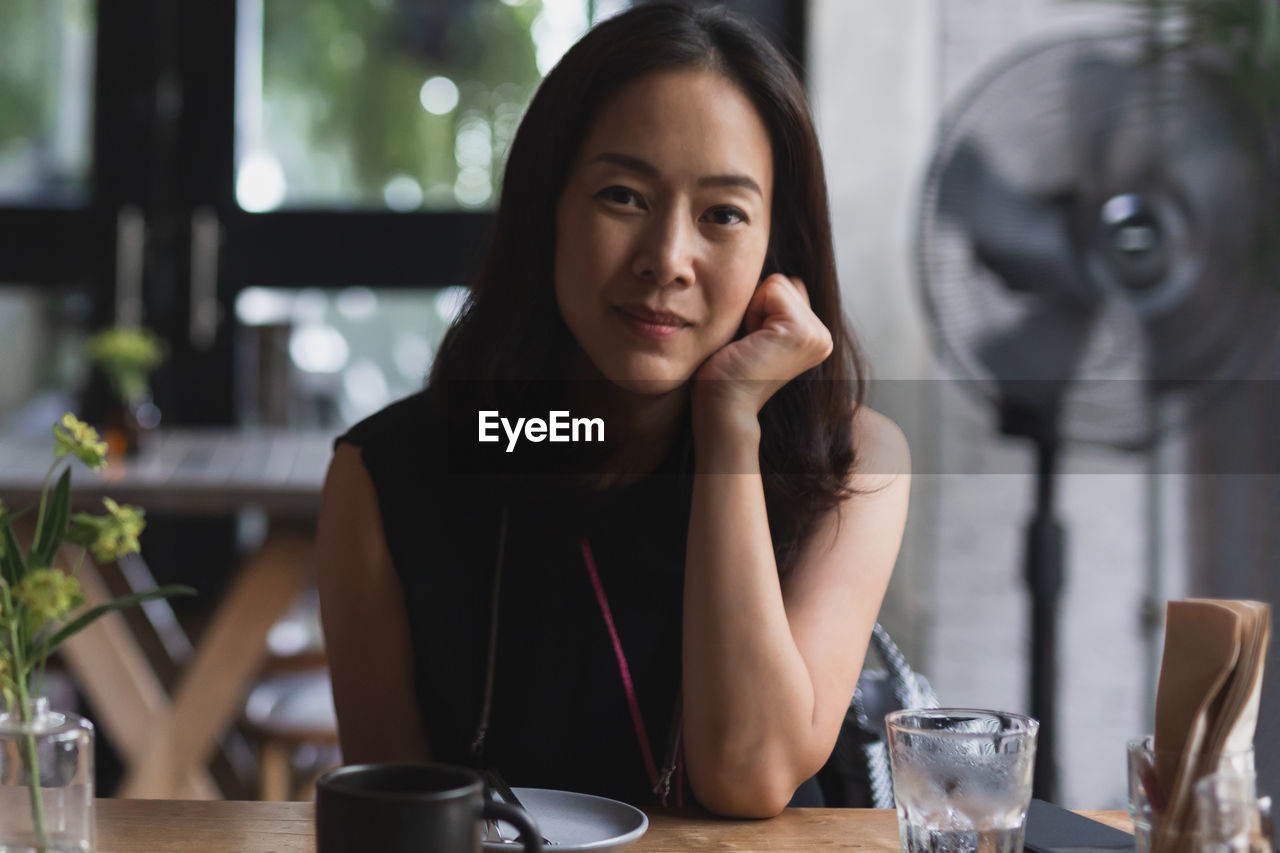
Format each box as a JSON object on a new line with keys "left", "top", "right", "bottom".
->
{"left": 1000, "top": 398, "right": 1064, "bottom": 803}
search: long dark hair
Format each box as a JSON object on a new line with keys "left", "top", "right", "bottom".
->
{"left": 429, "top": 1, "right": 865, "bottom": 573}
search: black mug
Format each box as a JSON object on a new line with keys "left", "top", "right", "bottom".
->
{"left": 316, "top": 762, "right": 543, "bottom": 853}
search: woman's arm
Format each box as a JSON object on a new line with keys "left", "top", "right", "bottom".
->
{"left": 682, "top": 275, "right": 910, "bottom": 817}
{"left": 683, "top": 403, "right": 910, "bottom": 817}
{"left": 315, "top": 444, "right": 431, "bottom": 764}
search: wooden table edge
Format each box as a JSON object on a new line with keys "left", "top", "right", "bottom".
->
{"left": 92, "top": 799, "right": 1132, "bottom": 852}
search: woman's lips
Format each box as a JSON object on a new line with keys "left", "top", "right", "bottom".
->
{"left": 614, "top": 307, "right": 689, "bottom": 340}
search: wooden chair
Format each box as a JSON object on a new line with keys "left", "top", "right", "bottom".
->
{"left": 243, "top": 590, "right": 341, "bottom": 800}
{"left": 243, "top": 668, "right": 340, "bottom": 800}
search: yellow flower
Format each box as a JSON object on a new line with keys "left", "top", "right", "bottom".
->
{"left": 87, "top": 326, "right": 165, "bottom": 404}
{"left": 87, "top": 326, "right": 164, "bottom": 370}
{"left": 68, "top": 498, "right": 146, "bottom": 562}
{"left": 13, "top": 568, "right": 83, "bottom": 625}
{"left": 52, "top": 414, "right": 108, "bottom": 472}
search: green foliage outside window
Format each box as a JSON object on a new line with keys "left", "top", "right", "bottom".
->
{"left": 0, "top": 0, "right": 94, "bottom": 203}
{"left": 257, "top": 0, "right": 548, "bottom": 209}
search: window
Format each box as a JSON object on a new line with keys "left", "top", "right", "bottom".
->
{"left": 0, "top": 0, "right": 805, "bottom": 428}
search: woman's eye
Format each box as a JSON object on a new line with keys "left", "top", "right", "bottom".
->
{"left": 595, "top": 186, "right": 644, "bottom": 208}
{"left": 703, "top": 206, "right": 748, "bottom": 226}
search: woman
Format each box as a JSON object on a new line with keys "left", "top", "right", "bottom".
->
{"left": 316, "top": 2, "right": 910, "bottom": 818}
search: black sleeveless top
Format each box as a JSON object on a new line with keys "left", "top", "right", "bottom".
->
{"left": 336, "top": 389, "right": 694, "bottom": 806}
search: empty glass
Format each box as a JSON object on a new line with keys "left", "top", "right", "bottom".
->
{"left": 886, "top": 709, "right": 1039, "bottom": 853}
{"left": 1193, "top": 770, "right": 1272, "bottom": 853}
{"left": 1127, "top": 734, "right": 1256, "bottom": 853}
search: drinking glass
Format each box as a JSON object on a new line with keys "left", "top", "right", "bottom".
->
{"left": 1193, "top": 770, "right": 1270, "bottom": 853}
{"left": 1127, "top": 734, "right": 1255, "bottom": 853}
{"left": 886, "top": 709, "right": 1039, "bottom": 853}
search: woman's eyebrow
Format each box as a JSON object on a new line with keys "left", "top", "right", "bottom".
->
{"left": 591, "top": 151, "right": 763, "bottom": 197}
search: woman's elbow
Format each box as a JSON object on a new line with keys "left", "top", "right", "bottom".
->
{"left": 689, "top": 765, "right": 800, "bottom": 819}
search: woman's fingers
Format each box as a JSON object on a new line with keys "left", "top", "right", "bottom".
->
{"left": 757, "top": 275, "right": 830, "bottom": 363}
{"left": 785, "top": 275, "right": 810, "bottom": 306}
{"left": 695, "top": 273, "right": 833, "bottom": 416}
{"left": 743, "top": 282, "right": 771, "bottom": 335}
{"left": 750, "top": 274, "right": 807, "bottom": 331}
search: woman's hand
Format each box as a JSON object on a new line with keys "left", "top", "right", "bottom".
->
{"left": 692, "top": 274, "right": 833, "bottom": 432}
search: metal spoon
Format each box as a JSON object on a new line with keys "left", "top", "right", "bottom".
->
{"left": 485, "top": 768, "right": 554, "bottom": 846}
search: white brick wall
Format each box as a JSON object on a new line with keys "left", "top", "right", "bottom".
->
{"left": 812, "top": 0, "right": 1160, "bottom": 809}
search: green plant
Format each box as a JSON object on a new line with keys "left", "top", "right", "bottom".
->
{"left": 86, "top": 326, "right": 166, "bottom": 406}
{"left": 1099, "top": 0, "right": 1280, "bottom": 119}
{"left": 0, "top": 413, "right": 193, "bottom": 851}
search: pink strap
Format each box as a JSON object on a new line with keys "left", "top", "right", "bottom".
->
{"left": 579, "top": 539, "right": 662, "bottom": 794}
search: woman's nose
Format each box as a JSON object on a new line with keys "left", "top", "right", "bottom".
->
{"left": 631, "top": 209, "right": 695, "bottom": 287}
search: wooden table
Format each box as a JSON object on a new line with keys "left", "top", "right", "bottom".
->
{"left": 0, "top": 428, "right": 335, "bottom": 798}
{"left": 93, "top": 800, "right": 1132, "bottom": 852}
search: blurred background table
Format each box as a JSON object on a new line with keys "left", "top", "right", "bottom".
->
{"left": 92, "top": 801, "right": 1133, "bottom": 852}
{"left": 0, "top": 428, "right": 331, "bottom": 515}
{"left": 0, "top": 428, "right": 334, "bottom": 798}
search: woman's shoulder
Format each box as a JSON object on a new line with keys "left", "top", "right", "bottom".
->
{"left": 849, "top": 403, "right": 910, "bottom": 484}
{"left": 336, "top": 387, "right": 439, "bottom": 452}
{"left": 330, "top": 388, "right": 456, "bottom": 508}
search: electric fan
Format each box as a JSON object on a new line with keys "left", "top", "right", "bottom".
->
{"left": 916, "top": 31, "right": 1278, "bottom": 800}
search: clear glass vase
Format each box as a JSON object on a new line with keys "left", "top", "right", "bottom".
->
{"left": 0, "top": 698, "right": 94, "bottom": 853}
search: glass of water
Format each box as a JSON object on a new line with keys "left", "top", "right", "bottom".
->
{"left": 886, "top": 709, "right": 1039, "bottom": 853}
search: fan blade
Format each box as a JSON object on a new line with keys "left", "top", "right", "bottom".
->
{"left": 1111, "top": 63, "right": 1275, "bottom": 388}
{"left": 977, "top": 300, "right": 1097, "bottom": 430}
{"left": 938, "top": 140, "right": 1091, "bottom": 306}
{"left": 1140, "top": 255, "right": 1271, "bottom": 387}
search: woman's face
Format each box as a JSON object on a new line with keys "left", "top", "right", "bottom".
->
{"left": 554, "top": 68, "right": 774, "bottom": 395}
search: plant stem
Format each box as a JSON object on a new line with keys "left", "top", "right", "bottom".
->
{"left": 9, "top": 618, "right": 47, "bottom": 852}
{"left": 19, "top": 710, "right": 47, "bottom": 853}
{"left": 34, "top": 631, "right": 49, "bottom": 708}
